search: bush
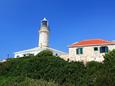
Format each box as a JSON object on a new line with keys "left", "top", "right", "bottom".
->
{"left": 36, "top": 49, "right": 53, "bottom": 57}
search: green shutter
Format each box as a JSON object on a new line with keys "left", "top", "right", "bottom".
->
{"left": 80, "top": 48, "right": 83, "bottom": 54}
{"left": 105, "top": 47, "right": 108, "bottom": 53}
{"left": 100, "top": 47, "right": 103, "bottom": 53}
{"left": 76, "top": 49, "right": 79, "bottom": 54}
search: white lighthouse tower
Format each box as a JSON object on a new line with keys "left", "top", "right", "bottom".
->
{"left": 39, "top": 18, "right": 49, "bottom": 48}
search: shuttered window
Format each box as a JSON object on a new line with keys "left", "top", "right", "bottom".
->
{"left": 100, "top": 46, "right": 108, "bottom": 53}
{"left": 76, "top": 48, "right": 83, "bottom": 54}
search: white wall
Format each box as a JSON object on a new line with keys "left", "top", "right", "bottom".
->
{"left": 14, "top": 47, "right": 66, "bottom": 58}
{"left": 39, "top": 27, "right": 49, "bottom": 48}
{"left": 69, "top": 44, "right": 115, "bottom": 62}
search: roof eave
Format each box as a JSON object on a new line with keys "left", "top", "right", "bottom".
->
{"left": 69, "top": 43, "right": 115, "bottom": 48}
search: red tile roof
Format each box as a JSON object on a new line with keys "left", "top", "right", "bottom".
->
{"left": 70, "top": 39, "right": 115, "bottom": 47}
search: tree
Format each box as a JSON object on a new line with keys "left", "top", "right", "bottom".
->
{"left": 92, "top": 49, "right": 115, "bottom": 86}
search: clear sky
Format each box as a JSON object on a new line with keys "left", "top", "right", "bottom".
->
{"left": 0, "top": 0, "right": 115, "bottom": 60}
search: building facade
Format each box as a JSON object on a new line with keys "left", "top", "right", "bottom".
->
{"left": 68, "top": 39, "right": 115, "bottom": 63}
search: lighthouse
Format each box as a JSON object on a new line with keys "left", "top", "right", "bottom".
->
{"left": 39, "top": 18, "right": 49, "bottom": 48}
{"left": 14, "top": 18, "right": 66, "bottom": 58}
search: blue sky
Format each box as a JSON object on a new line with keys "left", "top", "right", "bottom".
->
{"left": 0, "top": 0, "right": 115, "bottom": 60}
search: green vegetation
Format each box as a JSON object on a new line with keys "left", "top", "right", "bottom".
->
{"left": 36, "top": 49, "right": 53, "bottom": 57}
{"left": 0, "top": 50, "right": 115, "bottom": 86}
{"left": 0, "top": 76, "right": 58, "bottom": 86}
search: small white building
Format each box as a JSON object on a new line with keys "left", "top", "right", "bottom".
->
{"left": 14, "top": 18, "right": 66, "bottom": 58}
{"left": 68, "top": 39, "right": 115, "bottom": 63}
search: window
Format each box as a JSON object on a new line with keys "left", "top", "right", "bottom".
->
{"left": 23, "top": 54, "right": 26, "bottom": 57}
{"left": 16, "top": 55, "right": 19, "bottom": 58}
{"left": 55, "top": 53, "right": 58, "bottom": 56}
{"left": 94, "top": 47, "right": 98, "bottom": 51}
{"left": 76, "top": 48, "right": 83, "bottom": 54}
{"left": 28, "top": 54, "right": 34, "bottom": 56}
{"left": 100, "top": 46, "right": 108, "bottom": 53}
{"left": 42, "top": 21, "right": 47, "bottom": 27}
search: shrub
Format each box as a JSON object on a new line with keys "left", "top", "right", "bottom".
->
{"left": 36, "top": 49, "right": 53, "bottom": 57}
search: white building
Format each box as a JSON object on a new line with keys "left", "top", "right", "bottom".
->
{"left": 68, "top": 39, "right": 115, "bottom": 63}
{"left": 14, "top": 18, "right": 66, "bottom": 58}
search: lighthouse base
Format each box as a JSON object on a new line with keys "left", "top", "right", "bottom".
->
{"left": 14, "top": 47, "right": 67, "bottom": 58}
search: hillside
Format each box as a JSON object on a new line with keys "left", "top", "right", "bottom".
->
{"left": 0, "top": 50, "right": 115, "bottom": 86}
